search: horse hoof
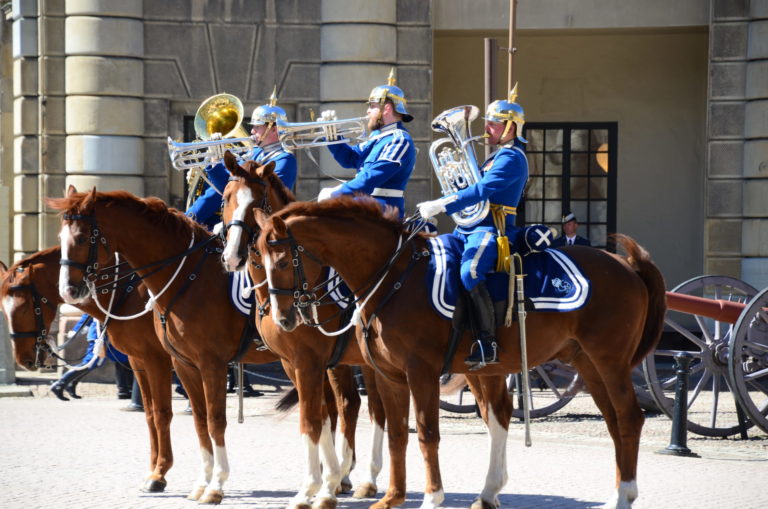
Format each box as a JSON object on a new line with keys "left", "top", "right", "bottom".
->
{"left": 470, "top": 497, "right": 497, "bottom": 509}
{"left": 353, "top": 482, "right": 377, "bottom": 499}
{"left": 312, "top": 497, "right": 337, "bottom": 509}
{"left": 337, "top": 479, "right": 353, "bottom": 494}
{"left": 141, "top": 478, "right": 167, "bottom": 493}
{"left": 288, "top": 502, "right": 311, "bottom": 509}
{"left": 198, "top": 489, "right": 223, "bottom": 504}
{"left": 187, "top": 486, "right": 206, "bottom": 501}
{"left": 368, "top": 494, "right": 404, "bottom": 509}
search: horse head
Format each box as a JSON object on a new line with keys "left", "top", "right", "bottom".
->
{"left": 46, "top": 185, "right": 109, "bottom": 304}
{"left": 255, "top": 208, "right": 319, "bottom": 331}
{"left": 0, "top": 254, "right": 60, "bottom": 369}
{"left": 220, "top": 151, "right": 297, "bottom": 273}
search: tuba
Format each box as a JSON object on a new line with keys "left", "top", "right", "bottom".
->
{"left": 167, "top": 93, "right": 254, "bottom": 173}
{"left": 429, "top": 105, "right": 490, "bottom": 228}
{"left": 277, "top": 116, "right": 368, "bottom": 150}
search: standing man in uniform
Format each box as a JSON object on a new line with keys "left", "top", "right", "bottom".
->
{"left": 417, "top": 86, "right": 529, "bottom": 369}
{"left": 551, "top": 212, "right": 591, "bottom": 247}
{"left": 317, "top": 69, "right": 416, "bottom": 218}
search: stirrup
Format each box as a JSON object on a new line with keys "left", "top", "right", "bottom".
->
{"left": 464, "top": 339, "right": 499, "bottom": 371}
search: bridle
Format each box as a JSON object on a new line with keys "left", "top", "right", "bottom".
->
{"left": 222, "top": 175, "right": 272, "bottom": 258}
{"left": 60, "top": 213, "right": 109, "bottom": 285}
{"left": 266, "top": 226, "right": 326, "bottom": 324}
{"left": 7, "top": 278, "right": 59, "bottom": 368}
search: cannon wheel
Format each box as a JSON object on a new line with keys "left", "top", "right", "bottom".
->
{"left": 728, "top": 286, "right": 768, "bottom": 434}
{"left": 643, "top": 275, "right": 757, "bottom": 437}
{"left": 439, "top": 361, "right": 577, "bottom": 418}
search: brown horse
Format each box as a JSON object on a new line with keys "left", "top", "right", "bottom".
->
{"left": 255, "top": 197, "right": 667, "bottom": 509}
{"left": 219, "top": 153, "right": 387, "bottom": 504}
{"left": 0, "top": 246, "right": 278, "bottom": 494}
{"left": 46, "top": 187, "right": 365, "bottom": 507}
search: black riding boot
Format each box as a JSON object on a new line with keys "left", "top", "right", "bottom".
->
{"left": 464, "top": 282, "right": 499, "bottom": 370}
{"left": 51, "top": 368, "right": 85, "bottom": 401}
{"left": 65, "top": 369, "right": 90, "bottom": 399}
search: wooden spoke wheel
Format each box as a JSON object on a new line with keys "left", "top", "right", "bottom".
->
{"left": 728, "top": 286, "right": 768, "bottom": 434}
{"left": 643, "top": 275, "right": 757, "bottom": 437}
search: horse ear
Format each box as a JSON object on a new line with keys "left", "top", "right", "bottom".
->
{"left": 223, "top": 151, "right": 238, "bottom": 174}
{"left": 259, "top": 161, "right": 276, "bottom": 179}
{"left": 66, "top": 185, "right": 77, "bottom": 197}
{"left": 272, "top": 216, "right": 288, "bottom": 237}
{"left": 0, "top": 260, "right": 7, "bottom": 277}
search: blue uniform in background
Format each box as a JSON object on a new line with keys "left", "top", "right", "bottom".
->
{"left": 327, "top": 122, "right": 415, "bottom": 218}
{"left": 185, "top": 163, "right": 230, "bottom": 231}
{"left": 186, "top": 144, "right": 296, "bottom": 230}
{"left": 445, "top": 143, "right": 528, "bottom": 289}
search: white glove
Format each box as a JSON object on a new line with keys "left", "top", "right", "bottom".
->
{"left": 66, "top": 330, "right": 77, "bottom": 340}
{"left": 417, "top": 198, "right": 450, "bottom": 219}
{"left": 317, "top": 185, "right": 342, "bottom": 202}
{"left": 320, "top": 110, "right": 338, "bottom": 141}
{"left": 207, "top": 132, "right": 225, "bottom": 164}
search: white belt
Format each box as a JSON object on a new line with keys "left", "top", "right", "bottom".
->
{"left": 370, "top": 188, "right": 404, "bottom": 198}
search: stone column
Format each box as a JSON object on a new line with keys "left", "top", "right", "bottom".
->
{"left": 64, "top": 0, "right": 144, "bottom": 196}
{"left": 317, "top": 0, "right": 432, "bottom": 209}
{"left": 11, "top": 0, "right": 66, "bottom": 257}
{"left": 705, "top": 0, "right": 768, "bottom": 289}
{"left": 742, "top": 1, "right": 768, "bottom": 288}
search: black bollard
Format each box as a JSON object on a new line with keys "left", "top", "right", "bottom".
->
{"left": 657, "top": 352, "right": 700, "bottom": 457}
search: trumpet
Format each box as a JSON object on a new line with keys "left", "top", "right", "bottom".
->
{"left": 277, "top": 116, "right": 368, "bottom": 150}
{"left": 167, "top": 93, "right": 254, "bottom": 172}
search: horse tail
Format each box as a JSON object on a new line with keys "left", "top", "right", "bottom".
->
{"left": 275, "top": 386, "right": 299, "bottom": 413}
{"left": 614, "top": 234, "right": 667, "bottom": 367}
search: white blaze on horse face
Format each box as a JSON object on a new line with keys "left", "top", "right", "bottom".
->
{"left": 222, "top": 187, "right": 254, "bottom": 271}
{"left": 58, "top": 223, "right": 75, "bottom": 303}
{"left": 1, "top": 296, "right": 16, "bottom": 335}
{"left": 263, "top": 253, "right": 280, "bottom": 323}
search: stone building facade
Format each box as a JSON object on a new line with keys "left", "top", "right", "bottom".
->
{"left": 1, "top": 0, "right": 768, "bottom": 381}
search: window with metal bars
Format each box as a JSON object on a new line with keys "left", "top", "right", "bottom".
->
{"left": 519, "top": 122, "right": 617, "bottom": 250}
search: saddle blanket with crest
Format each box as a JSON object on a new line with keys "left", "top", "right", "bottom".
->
{"left": 229, "top": 270, "right": 255, "bottom": 317}
{"left": 426, "top": 234, "right": 591, "bottom": 320}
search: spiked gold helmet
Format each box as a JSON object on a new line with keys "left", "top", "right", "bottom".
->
{"left": 250, "top": 86, "right": 288, "bottom": 126}
{"left": 368, "top": 68, "right": 413, "bottom": 122}
{"left": 485, "top": 83, "right": 527, "bottom": 143}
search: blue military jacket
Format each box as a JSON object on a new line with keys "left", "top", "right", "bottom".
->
{"left": 444, "top": 143, "right": 528, "bottom": 235}
{"left": 186, "top": 143, "right": 296, "bottom": 230}
{"left": 246, "top": 142, "right": 297, "bottom": 190}
{"left": 327, "top": 121, "right": 415, "bottom": 217}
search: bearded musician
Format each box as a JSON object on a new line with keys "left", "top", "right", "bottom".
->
{"left": 186, "top": 91, "right": 297, "bottom": 230}
{"left": 317, "top": 69, "right": 416, "bottom": 218}
{"left": 417, "top": 87, "right": 530, "bottom": 370}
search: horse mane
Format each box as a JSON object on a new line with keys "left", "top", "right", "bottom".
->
{"left": 48, "top": 190, "right": 209, "bottom": 240}
{"left": 8, "top": 245, "right": 60, "bottom": 271}
{"left": 274, "top": 196, "right": 404, "bottom": 233}
{"left": 266, "top": 171, "right": 296, "bottom": 205}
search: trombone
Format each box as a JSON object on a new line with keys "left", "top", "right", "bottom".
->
{"left": 167, "top": 93, "right": 253, "bottom": 173}
{"left": 277, "top": 116, "right": 368, "bottom": 150}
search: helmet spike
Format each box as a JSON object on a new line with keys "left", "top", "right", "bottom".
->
{"left": 508, "top": 83, "right": 519, "bottom": 103}
{"left": 268, "top": 86, "right": 278, "bottom": 107}
{"left": 387, "top": 67, "right": 396, "bottom": 86}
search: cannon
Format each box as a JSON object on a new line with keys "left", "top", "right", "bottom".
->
{"left": 643, "top": 275, "right": 768, "bottom": 437}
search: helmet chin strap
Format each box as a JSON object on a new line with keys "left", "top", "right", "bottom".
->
{"left": 501, "top": 120, "right": 514, "bottom": 142}
{"left": 256, "top": 123, "right": 275, "bottom": 146}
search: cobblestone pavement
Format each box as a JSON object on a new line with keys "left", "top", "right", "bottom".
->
{"left": 1, "top": 378, "right": 766, "bottom": 509}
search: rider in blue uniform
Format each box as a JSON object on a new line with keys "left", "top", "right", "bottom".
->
{"left": 318, "top": 69, "right": 415, "bottom": 218}
{"left": 186, "top": 90, "right": 297, "bottom": 231}
{"left": 417, "top": 86, "right": 529, "bottom": 369}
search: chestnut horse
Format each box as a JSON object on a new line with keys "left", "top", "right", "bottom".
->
{"left": 0, "top": 246, "right": 278, "bottom": 494}
{"left": 255, "top": 198, "right": 667, "bottom": 509}
{"left": 47, "top": 188, "right": 361, "bottom": 506}
{"left": 219, "top": 153, "right": 387, "bottom": 504}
